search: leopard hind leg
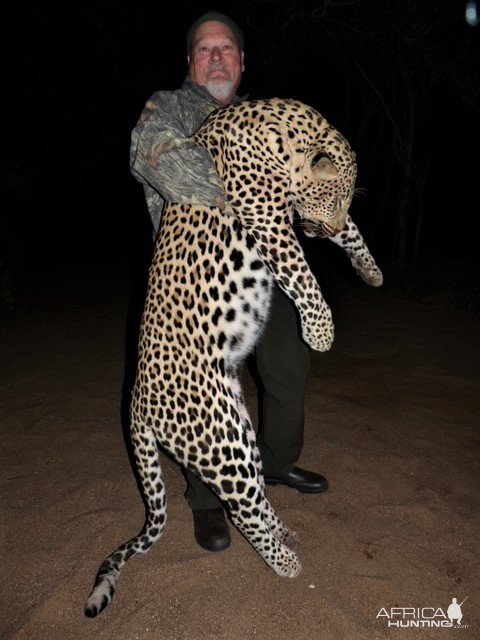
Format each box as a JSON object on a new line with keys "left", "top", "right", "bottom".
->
{"left": 230, "top": 373, "right": 299, "bottom": 551}
{"left": 206, "top": 460, "right": 301, "bottom": 578}
{"left": 84, "top": 420, "right": 166, "bottom": 618}
{"left": 190, "top": 380, "right": 301, "bottom": 577}
{"left": 243, "top": 416, "right": 299, "bottom": 550}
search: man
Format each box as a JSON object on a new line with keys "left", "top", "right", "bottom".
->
{"left": 130, "top": 11, "right": 328, "bottom": 554}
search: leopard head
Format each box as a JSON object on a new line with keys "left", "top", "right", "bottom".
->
{"left": 194, "top": 98, "right": 357, "bottom": 237}
{"left": 271, "top": 100, "right": 357, "bottom": 237}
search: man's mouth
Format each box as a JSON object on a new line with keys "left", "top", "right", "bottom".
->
{"left": 208, "top": 68, "right": 228, "bottom": 79}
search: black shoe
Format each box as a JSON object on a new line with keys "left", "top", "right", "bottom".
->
{"left": 192, "top": 508, "right": 231, "bottom": 552}
{"left": 264, "top": 466, "right": 329, "bottom": 493}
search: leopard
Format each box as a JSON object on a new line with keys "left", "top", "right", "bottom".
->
{"left": 84, "top": 98, "right": 382, "bottom": 617}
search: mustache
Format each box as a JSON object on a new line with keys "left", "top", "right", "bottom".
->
{"left": 208, "top": 63, "right": 228, "bottom": 72}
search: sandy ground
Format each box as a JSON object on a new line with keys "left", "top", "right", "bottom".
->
{"left": 1, "top": 258, "right": 479, "bottom": 640}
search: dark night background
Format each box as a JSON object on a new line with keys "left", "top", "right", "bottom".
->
{"left": 2, "top": 0, "right": 480, "bottom": 314}
{"left": 2, "top": 5, "right": 480, "bottom": 634}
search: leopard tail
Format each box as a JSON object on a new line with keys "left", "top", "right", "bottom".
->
{"left": 84, "top": 422, "right": 166, "bottom": 618}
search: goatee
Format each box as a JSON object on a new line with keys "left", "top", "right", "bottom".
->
{"left": 205, "top": 77, "right": 234, "bottom": 104}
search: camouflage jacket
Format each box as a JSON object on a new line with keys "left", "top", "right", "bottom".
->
{"left": 130, "top": 78, "right": 244, "bottom": 235}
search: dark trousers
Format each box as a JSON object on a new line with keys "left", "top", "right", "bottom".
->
{"left": 184, "top": 285, "right": 310, "bottom": 510}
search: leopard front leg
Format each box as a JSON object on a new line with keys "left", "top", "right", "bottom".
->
{"left": 297, "top": 293, "right": 334, "bottom": 352}
{"left": 329, "top": 214, "right": 383, "bottom": 287}
{"left": 253, "top": 224, "right": 334, "bottom": 352}
{"left": 302, "top": 215, "right": 383, "bottom": 287}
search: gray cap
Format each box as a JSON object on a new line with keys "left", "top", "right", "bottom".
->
{"left": 186, "top": 11, "right": 244, "bottom": 53}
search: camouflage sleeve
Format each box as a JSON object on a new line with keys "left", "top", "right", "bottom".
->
{"left": 130, "top": 91, "right": 227, "bottom": 209}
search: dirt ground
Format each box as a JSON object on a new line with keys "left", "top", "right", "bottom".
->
{"left": 1, "top": 257, "right": 479, "bottom": 640}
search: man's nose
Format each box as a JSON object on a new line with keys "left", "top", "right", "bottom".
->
{"left": 210, "top": 46, "right": 222, "bottom": 60}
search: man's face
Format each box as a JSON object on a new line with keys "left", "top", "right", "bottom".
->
{"left": 188, "top": 21, "right": 244, "bottom": 105}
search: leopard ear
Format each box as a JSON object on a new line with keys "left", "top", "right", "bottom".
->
{"left": 313, "top": 156, "right": 339, "bottom": 180}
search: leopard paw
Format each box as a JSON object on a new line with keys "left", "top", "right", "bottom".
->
{"left": 357, "top": 264, "right": 383, "bottom": 287}
{"left": 302, "top": 314, "right": 334, "bottom": 352}
{"left": 273, "top": 548, "right": 302, "bottom": 578}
